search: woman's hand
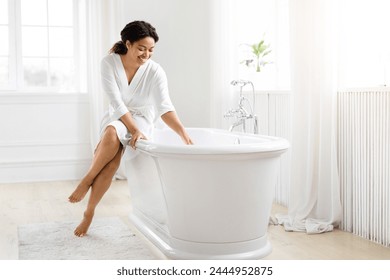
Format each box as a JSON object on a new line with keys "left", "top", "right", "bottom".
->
{"left": 181, "top": 132, "right": 194, "bottom": 145}
{"left": 161, "top": 111, "right": 194, "bottom": 145}
{"left": 129, "top": 130, "right": 147, "bottom": 149}
{"left": 119, "top": 112, "right": 147, "bottom": 149}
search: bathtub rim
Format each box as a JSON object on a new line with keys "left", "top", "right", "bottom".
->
{"left": 135, "top": 127, "right": 289, "bottom": 155}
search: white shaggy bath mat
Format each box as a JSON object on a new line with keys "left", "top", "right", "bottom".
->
{"left": 17, "top": 217, "right": 156, "bottom": 260}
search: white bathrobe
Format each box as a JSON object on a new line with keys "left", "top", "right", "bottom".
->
{"left": 99, "top": 53, "right": 175, "bottom": 149}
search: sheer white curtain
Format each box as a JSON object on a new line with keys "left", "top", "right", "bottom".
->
{"left": 209, "top": 0, "right": 238, "bottom": 129}
{"left": 85, "top": 0, "right": 124, "bottom": 150}
{"left": 275, "top": 0, "right": 342, "bottom": 233}
{"left": 85, "top": 0, "right": 126, "bottom": 178}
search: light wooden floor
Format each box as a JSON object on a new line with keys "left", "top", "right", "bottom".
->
{"left": 1, "top": 180, "right": 389, "bottom": 260}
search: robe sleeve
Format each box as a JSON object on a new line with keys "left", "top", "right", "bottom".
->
{"left": 151, "top": 66, "right": 175, "bottom": 118}
{"left": 100, "top": 57, "right": 129, "bottom": 120}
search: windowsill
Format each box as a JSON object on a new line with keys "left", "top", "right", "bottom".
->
{"left": 0, "top": 91, "right": 89, "bottom": 104}
{"left": 0, "top": 90, "right": 88, "bottom": 96}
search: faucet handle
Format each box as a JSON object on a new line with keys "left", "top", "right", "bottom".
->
{"left": 224, "top": 109, "right": 234, "bottom": 118}
{"left": 224, "top": 108, "right": 240, "bottom": 118}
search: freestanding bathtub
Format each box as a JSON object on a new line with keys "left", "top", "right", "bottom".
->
{"left": 124, "top": 127, "right": 289, "bottom": 259}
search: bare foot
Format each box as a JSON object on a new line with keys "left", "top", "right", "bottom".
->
{"left": 74, "top": 211, "right": 94, "bottom": 237}
{"left": 68, "top": 178, "right": 93, "bottom": 203}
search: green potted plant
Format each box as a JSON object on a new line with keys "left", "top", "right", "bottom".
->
{"left": 241, "top": 39, "right": 272, "bottom": 72}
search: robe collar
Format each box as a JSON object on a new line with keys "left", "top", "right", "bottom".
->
{"left": 113, "top": 53, "right": 150, "bottom": 93}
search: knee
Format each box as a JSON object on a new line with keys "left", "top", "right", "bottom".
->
{"left": 103, "top": 126, "right": 120, "bottom": 145}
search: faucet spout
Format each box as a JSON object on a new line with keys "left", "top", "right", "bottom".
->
{"left": 228, "top": 118, "right": 245, "bottom": 132}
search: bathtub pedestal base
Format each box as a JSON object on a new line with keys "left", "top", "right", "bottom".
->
{"left": 130, "top": 209, "right": 272, "bottom": 260}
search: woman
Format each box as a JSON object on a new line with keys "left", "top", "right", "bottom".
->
{"left": 68, "top": 21, "right": 193, "bottom": 237}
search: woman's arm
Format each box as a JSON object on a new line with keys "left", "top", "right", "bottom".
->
{"left": 161, "top": 111, "right": 193, "bottom": 145}
{"left": 101, "top": 58, "right": 129, "bottom": 120}
{"left": 151, "top": 66, "right": 192, "bottom": 145}
{"left": 120, "top": 112, "right": 147, "bottom": 149}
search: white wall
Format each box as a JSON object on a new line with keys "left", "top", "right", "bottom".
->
{"left": 121, "top": 0, "right": 212, "bottom": 128}
{"left": 0, "top": 93, "right": 91, "bottom": 183}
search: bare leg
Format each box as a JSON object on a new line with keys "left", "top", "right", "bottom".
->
{"left": 74, "top": 145, "right": 123, "bottom": 237}
{"left": 68, "top": 126, "right": 121, "bottom": 203}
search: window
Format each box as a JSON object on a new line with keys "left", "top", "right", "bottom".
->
{"left": 0, "top": 0, "right": 86, "bottom": 92}
{"left": 234, "top": 0, "right": 290, "bottom": 90}
{"left": 338, "top": 0, "right": 390, "bottom": 88}
{"left": 0, "top": 0, "right": 9, "bottom": 87}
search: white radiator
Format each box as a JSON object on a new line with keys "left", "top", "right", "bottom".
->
{"left": 337, "top": 89, "right": 390, "bottom": 247}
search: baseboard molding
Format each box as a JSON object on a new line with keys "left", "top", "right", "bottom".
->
{"left": 0, "top": 158, "right": 91, "bottom": 168}
{"left": 0, "top": 140, "right": 90, "bottom": 148}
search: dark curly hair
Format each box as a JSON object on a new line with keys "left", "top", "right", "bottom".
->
{"left": 110, "top": 21, "right": 159, "bottom": 54}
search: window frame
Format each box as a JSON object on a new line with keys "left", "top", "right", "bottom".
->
{"left": 1, "top": 0, "right": 86, "bottom": 94}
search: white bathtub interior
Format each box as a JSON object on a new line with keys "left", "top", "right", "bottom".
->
{"left": 152, "top": 128, "right": 277, "bottom": 146}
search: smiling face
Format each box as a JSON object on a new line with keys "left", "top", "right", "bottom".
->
{"left": 126, "top": 36, "right": 155, "bottom": 67}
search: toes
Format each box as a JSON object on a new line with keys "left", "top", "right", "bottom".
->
{"left": 68, "top": 191, "right": 85, "bottom": 203}
{"left": 73, "top": 213, "right": 93, "bottom": 237}
{"left": 68, "top": 184, "right": 91, "bottom": 203}
{"left": 68, "top": 196, "right": 79, "bottom": 203}
{"left": 74, "top": 229, "right": 85, "bottom": 237}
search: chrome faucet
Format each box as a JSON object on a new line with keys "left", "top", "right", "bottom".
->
{"left": 224, "top": 79, "right": 258, "bottom": 134}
